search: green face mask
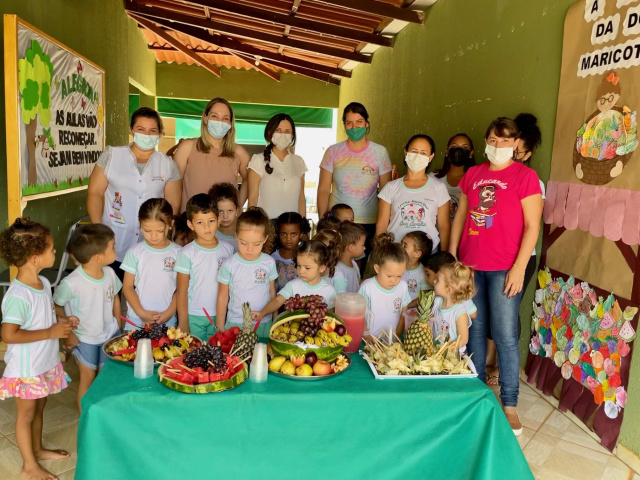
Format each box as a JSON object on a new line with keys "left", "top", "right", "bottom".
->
{"left": 346, "top": 127, "right": 367, "bottom": 142}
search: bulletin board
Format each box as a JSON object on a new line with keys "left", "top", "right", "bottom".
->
{"left": 527, "top": 0, "right": 640, "bottom": 451}
{"left": 3, "top": 14, "right": 105, "bottom": 225}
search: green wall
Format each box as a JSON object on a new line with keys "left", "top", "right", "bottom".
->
{"left": 339, "top": 0, "right": 572, "bottom": 361}
{"left": 339, "top": 0, "right": 640, "bottom": 456}
{"left": 156, "top": 62, "right": 339, "bottom": 108}
{"left": 127, "top": 18, "right": 156, "bottom": 96}
{"left": 0, "top": 0, "right": 132, "bottom": 260}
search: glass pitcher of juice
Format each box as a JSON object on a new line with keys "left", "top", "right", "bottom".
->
{"left": 335, "top": 293, "right": 374, "bottom": 353}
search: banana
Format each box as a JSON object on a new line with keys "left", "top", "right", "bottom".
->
{"left": 289, "top": 334, "right": 298, "bottom": 343}
{"left": 290, "top": 322, "right": 300, "bottom": 334}
{"left": 305, "top": 336, "right": 315, "bottom": 345}
{"left": 315, "top": 337, "right": 324, "bottom": 347}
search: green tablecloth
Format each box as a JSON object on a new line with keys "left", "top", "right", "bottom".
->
{"left": 76, "top": 355, "right": 532, "bottom": 480}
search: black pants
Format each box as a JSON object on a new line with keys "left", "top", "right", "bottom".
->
{"left": 487, "top": 254, "right": 537, "bottom": 341}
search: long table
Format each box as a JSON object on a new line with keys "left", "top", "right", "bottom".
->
{"left": 76, "top": 354, "right": 532, "bottom": 480}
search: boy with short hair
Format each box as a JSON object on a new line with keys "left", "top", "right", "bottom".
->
{"left": 175, "top": 194, "right": 234, "bottom": 341}
{"left": 53, "top": 223, "right": 121, "bottom": 411}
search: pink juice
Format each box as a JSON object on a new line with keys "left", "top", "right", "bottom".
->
{"left": 342, "top": 315, "right": 365, "bottom": 353}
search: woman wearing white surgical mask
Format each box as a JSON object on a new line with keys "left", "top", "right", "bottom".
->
{"left": 172, "top": 97, "right": 250, "bottom": 212}
{"left": 376, "top": 134, "right": 451, "bottom": 252}
{"left": 448, "top": 117, "right": 543, "bottom": 437}
{"left": 247, "top": 114, "right": 307, "bottom": 218}
{"left": 87, "top": 107, "right": 182, "bottom": 280}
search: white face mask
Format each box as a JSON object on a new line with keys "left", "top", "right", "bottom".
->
{"left": 485, "top": 144, "right": 514, "bottom": 166}
{"left": 272, "top": 133, "right": 292, "bottom": 151}
{"left": 405, "top": 152, "right": 432, "bottom": 172}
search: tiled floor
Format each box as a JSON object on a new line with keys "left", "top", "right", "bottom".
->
{"left": 488, "top": 379, "right": 637, "bottom": 480}
{"left": 0, "top": 359, "right": 638, "bottom": 480}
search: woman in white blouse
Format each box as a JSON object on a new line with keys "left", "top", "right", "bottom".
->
{"left": 376, "top": 134, "right": 450, "bottom": 251}
{"left": 247, "top": 114, "right": 307, "bottom": 218}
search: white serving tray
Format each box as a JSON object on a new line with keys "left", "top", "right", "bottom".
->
{"left": 362, "top": 354, "right": 478, "bottom": 380}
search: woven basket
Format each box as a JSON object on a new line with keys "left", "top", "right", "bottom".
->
{"left": 573, "top": 106, "right": 633, "bottom": 186}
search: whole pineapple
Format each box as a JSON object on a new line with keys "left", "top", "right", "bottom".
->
{"left": 404, "top": 290, "right": 436, "bottom": 357}
{"left": 233, "top": 302, "right": 258, "bottom": 360}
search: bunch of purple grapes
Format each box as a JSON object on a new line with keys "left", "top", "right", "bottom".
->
{"left": 285, "top": 295, "right": 328, "bottom": 337}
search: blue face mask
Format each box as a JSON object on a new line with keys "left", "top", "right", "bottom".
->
{"left": 133, "top": 133, "right": 159, "bottom": 151}
{"left": 207, "top": 120, "right": 232, "bottom": 139}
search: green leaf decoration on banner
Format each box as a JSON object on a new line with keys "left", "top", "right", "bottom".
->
{"left": 590, "top": 316, "right": 601, "bottom": 337}
{"left": 569, "top": 305, "right": 579, "bottom": 320}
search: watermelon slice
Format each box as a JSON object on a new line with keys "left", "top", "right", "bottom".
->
{"left": 619, "top": 321, "right": 636, "bottom": 342}
{"left": 600, "top": 312, "right": 614, "bottom": 330}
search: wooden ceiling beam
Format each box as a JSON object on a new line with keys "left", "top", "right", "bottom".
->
{"left": 139, "top": 16, "right": 352, "bottom": 78}
{"left": 144, "top": 42, "right": 339, "bottom": 85}
{"left": 126, "top": 1, "right": 372, "bottom": 63}
{"left": 178, "top": 0, "right": 392, "bottom": 47}
{"left": 313, "top": 0, "right": 424, "bottom": 24}
{"left": 129, "top": 13, "right": 221, "bottom": 77}
{"left": 229, "top": 51, "right": 281, "bottom": 82}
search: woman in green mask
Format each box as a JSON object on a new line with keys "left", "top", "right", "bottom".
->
{"left": 317, "top": 102, "right": 392, "bottom": 271}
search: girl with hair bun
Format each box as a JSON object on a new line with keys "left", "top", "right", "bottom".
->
{"left": 432, "top": 261, "right": 476, "bottom": 351}
{"left": 248, "top": 114, "right": 308, "bottom": 218}
{"left": 358, "top": 233, "right": 411, "bottom": 338}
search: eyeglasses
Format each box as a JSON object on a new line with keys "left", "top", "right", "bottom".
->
{"left": 600, "top": 94, "right": 615, "bottom": 105}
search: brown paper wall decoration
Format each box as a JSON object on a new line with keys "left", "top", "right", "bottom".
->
{"left": 534, "top": 0, "right": 640, "bottom": 449}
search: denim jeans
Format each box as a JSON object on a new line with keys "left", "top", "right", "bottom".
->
{"left": 468, "top": 269, "right": 523, "bottom": 407}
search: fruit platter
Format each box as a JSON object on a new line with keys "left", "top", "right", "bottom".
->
{"left": 158, "top": 344, "right": 248, "bottom": 394}
{"left": 103, "top": 323, "right": 201, "bottom": 366}
{"left": 268, "top": 352, "right": 351, "bottom": 381}
{"left": 362, "top": 291, "right": 476, "bottom": 379}
{"left": 269, "top": 294, "right": 352, "bottom": 363}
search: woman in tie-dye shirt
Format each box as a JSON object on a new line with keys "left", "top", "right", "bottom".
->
{"left": 317, "top": 102, "right": 392, "bottom": 269}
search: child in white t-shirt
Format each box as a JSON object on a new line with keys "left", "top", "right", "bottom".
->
{"left": 122, "top": 198, "right": 181, "bottom": 329}
{"left": 217, "top": 207, "right": 278, "bottom": 339}
{"left": 358, "top": 234, "right": 411, "bottom": 338}
{"left": 0, "top": 218, "right": 74, "bottom": 479}
{"left": 53, "top": 224, "right": 121, "bottom": 410}
{"left": 401, "top": 231, "right": 432, "bottom": 305}
{"left": 332, "top": 221, "right": 366, "bottom": 294}
{"left": 272, "top": 212, "right": 310, "bottom": 291}
{"left": 431, "top": 261, "right": 476, "bottom": 351}
{"left": 209, "top": 182, "right": 240, "bottom": 252}
{"left": 256, "top": 239, "right": 339, "bottom": 319}
{"left": 424, "top": 251, "right": 477, "bottom": 321}
{"left": 176, "top": 194, "right": 234, "bottom": 341}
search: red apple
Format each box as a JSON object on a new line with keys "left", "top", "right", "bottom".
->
{"left": 313, "top": 360, "right": 332, "bottom": 376}
{"left": 305, "top": 352, "right": 318, "bottom": 366}
{"left": 290, "top": 354, "right": 305, "bottom": 367}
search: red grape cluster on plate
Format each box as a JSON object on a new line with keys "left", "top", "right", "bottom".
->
{"left": 284, "top": 294, "right": 328, "bottom": 337}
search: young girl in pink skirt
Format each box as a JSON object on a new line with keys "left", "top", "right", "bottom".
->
{"left": 0, "top": 218, "right": 75, "bottom": 480}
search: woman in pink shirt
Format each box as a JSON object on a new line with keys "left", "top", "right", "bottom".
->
{"left": 449, "top": 117, "right": 543, "bottom": 436}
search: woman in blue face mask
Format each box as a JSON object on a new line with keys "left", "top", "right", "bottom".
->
{"left": 171, "top": 97, "right": 250, "bottom": 213}
{"left": 317, "top": 102, "right": 392, "bottom": 274}
{"left": 86, "top": 107, "right": 182, "bottom": 282}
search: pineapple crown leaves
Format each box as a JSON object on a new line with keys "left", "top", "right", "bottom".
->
{"left": 417, "top": 290, "right": 435, "bottom": 322}
{"left": 241, "top": 302, "right": 253, "bottom": 331}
